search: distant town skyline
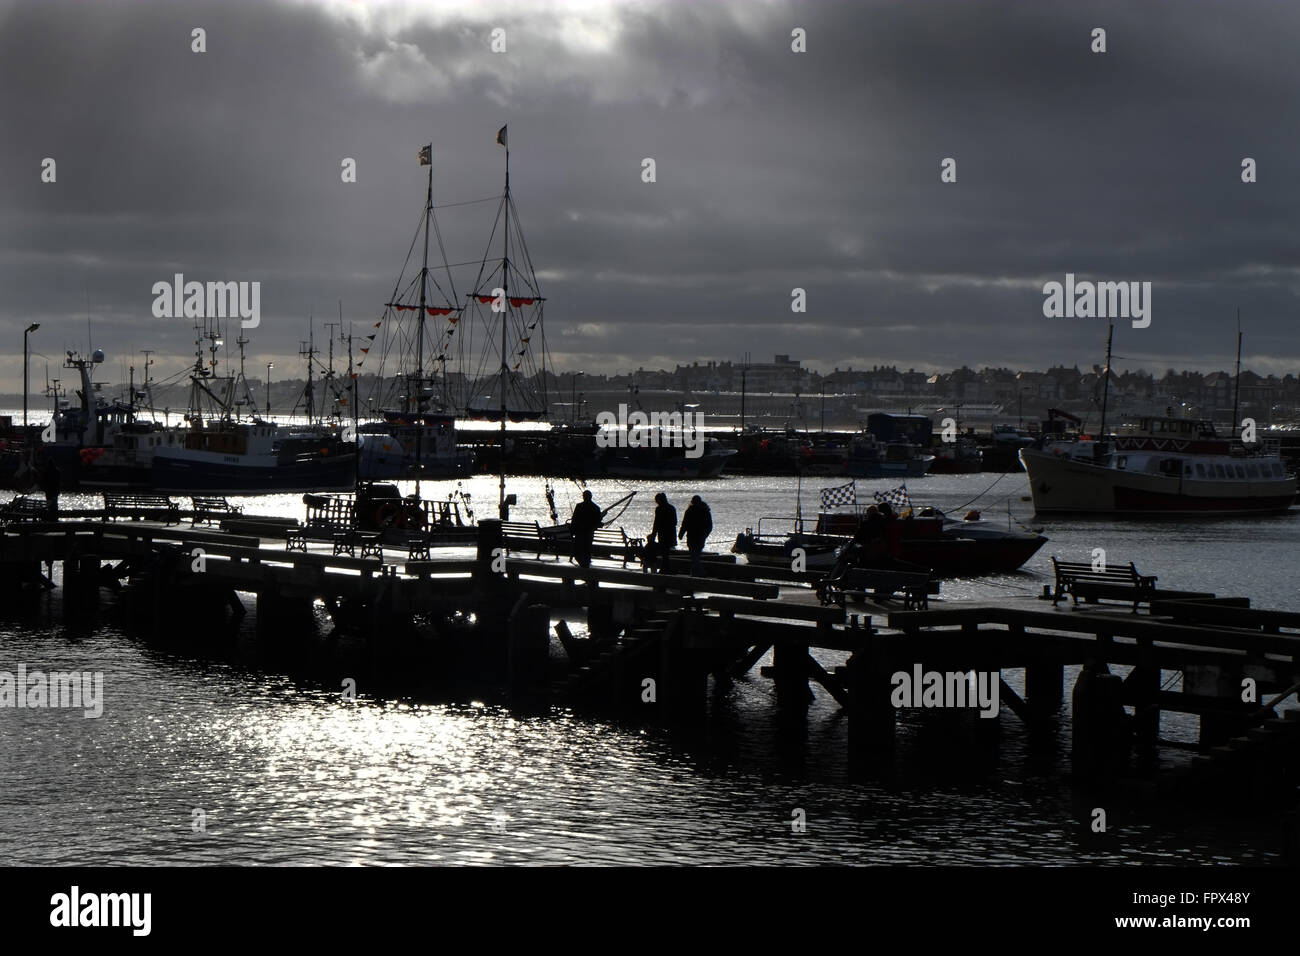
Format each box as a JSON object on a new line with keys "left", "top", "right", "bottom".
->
{"left": 10, "top": 354, "right": 1295, "bottom": 433}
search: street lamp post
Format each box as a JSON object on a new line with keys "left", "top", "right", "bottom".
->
{"left": 820, "top": 382, "right": 827, "bottom": 433}
{"left": 23, "top": 323, "right": 39, "bottom": 429}
{"left": 572, "top": 370, "right": 584, "bottom": 426}
{"left": 266, "top": 362, "right": 274, "bottom": 419}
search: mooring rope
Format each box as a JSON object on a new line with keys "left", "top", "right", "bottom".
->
{"left": 950, "top": 472, "right": 1009, "bottom": 512}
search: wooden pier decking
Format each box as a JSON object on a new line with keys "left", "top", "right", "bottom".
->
{"left": 3, "top": 514, "right": 1300, "bottom": 803}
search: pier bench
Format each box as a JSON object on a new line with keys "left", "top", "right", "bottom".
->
{"left": 818, "top": 567, "right": 937, "bottom": 610}
{"left": 189, "top": 495, "right": 243, "bottom": 526}
{"left": 502, "top": 520, "right": 545, "bottom": 557}
{"left": 404, "top": 530, "right": 432, "bottom": 561}
{"left": 1, "top": 495, "right": 48, "bottom": 524}
{"left": 1052, "top": 556, "right": 1157, "bottom": 612}
{"left": 332, "top": 530, "right": 384, "bottom": 559}
{"left": 103, "top": 492, "right": 180, "bottom": 524}
{"left": 591, "top": 527, "right": 643, "bottom": 567}
{"left": 285, "top": 526, "right": 308, "bottom": 552}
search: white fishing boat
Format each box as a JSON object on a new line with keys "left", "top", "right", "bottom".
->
{"left": 1020, "top": 417, "right": 1295, "bottom": 515}
{"left": 1020, "top": 325, "right": 1296, "bottom": 516}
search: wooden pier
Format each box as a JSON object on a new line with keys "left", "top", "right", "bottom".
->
{"left": 3, "top": 514, "right": 1300, "bottom": 803}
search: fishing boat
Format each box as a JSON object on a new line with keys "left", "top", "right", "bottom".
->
{"left": 844, "top": 433, "right": 934, "bottom": 478}
{"left": 45, "top": 350, "right": 185, "bottom": 489}
{"left": 845, "top": 413, "right": 935, "bottom": 478}
{"left": 1020, "top": 325, "right": 1297, "bottom": 515}
{"left": 1020, "top": 418, "right": 1296, "bottom": 515}
{"left": 150, "top": 324, "right": 355, "bottom": 493}
{"left": 930, "top": 438, "right": 983, "bottom": 473}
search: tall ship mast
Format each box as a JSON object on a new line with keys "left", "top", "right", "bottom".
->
{"left": 357, "top": 142, "right": 473, "bottom": 487}
{"left": 459, "top": 125, "right": 550, "bottom": 516}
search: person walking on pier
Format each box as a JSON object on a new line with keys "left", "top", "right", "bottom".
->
{"left": 38, "top": 456, "right": 61, "bottom": 522}
{"left": 646, "top": 492, "right": 677, "bottom": 572}
{"left": 570, "top": 489, "right": 602, "bottom": 568}
{"left": 678, "top": 494, "right": 712, "bottom": 577}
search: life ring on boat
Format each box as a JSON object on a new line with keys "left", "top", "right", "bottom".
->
{"left": 375, "top": 502, "right": 405, "bottom": 529}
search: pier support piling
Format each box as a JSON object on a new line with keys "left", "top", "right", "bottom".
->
{"left": 1072, "top": 665, "right": 1131, "bottom": 779}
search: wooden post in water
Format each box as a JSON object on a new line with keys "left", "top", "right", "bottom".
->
{"left": 1072, "top": 664, "right": 1130, "bottom": 778}
{"left": 660, "top": 612, "right": 705, "bottom": 724}
{"left": 64, "top": 554, "right": 100, "bottom": 621}
{"left": 773, "top": 641, "right": 812, "bottom": 709}
{"left": 1186, "top": 663, "right": 1250, "bottom": 747}
{"left": 846, "top": 638, "right": 896, "bottom": 769}
{"left": 1025, "top": 658, "right": 1064, "bottom": 719}
{"left": 1129, "top": 637, "right": 1161, "bottom": 753}
{"left": 1019, "top": 617, "right": 1064, "bottom": 719}
{"left": 508, "top": 603, "right": 551, "bottom": 702}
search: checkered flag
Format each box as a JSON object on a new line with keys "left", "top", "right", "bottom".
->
{"left": 819, "top": 480, "right": 856, "bottom": 509}
{"left": 873, "top": 484, "right": 912, "bottom": 511}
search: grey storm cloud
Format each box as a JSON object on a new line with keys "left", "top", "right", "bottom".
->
{"left": 2, "top": 0, "right": 1300, "bottom": 392}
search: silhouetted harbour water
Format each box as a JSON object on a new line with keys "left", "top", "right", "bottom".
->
{"left": 2, "top": 473, "right": 1296, "bottom": 864}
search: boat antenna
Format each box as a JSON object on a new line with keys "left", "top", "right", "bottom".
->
{"left": 1098, "top": 322, "right": 1113, "bottom": 446}
{"left": 1231, "top": 310, "right": 1242, "bottom": 440}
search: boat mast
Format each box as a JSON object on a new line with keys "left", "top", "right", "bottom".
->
{"left": 415, "top": 156, "right": 433, "bottom": 500}
{"left": 1231, "top": 310, "right": 1242, "bottom": 440}
{"left": 499, "top": 133, "right": 510, "bottom": 519}
{"left": 1098, "top": 322, "right": 1113, "bottom": 445}
{"left": 348, "top": 322, "right": 359, "bottom": 488}
{"left": 299, "top": 319, "right": 316, "bottom": 425}
{"left": 140, "top": 350, "right": 154, "bottom": 420}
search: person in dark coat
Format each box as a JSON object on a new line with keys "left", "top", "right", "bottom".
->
{"left": 646, "top": 492, "right": 677, "bottom": 572}
{"left": 851, "top": 505, "right": 886, "bottom": 552}
{"left": 38, "top": 456, "right": 61, "bottom": 521}
{"left": 570, "top": 490, "right": 602, "bottom": 568}
{"left": 678, "top": 495, "right": 712, "bottom": 576}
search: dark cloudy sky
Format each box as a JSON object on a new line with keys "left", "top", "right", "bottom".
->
{"left": 3, "top": 0, "right": 1300, "bottom": 393}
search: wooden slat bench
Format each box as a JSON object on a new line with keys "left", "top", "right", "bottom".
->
{"left": 502, "top": 520, "right": 545, "bottom": 558}
{"left": 190, "top": 495, "right": 243, "bottom": 526}
{"left": 103, "top": 492, "right": 180, "bottom": 524}
{"left": 1052, "top": 556, "right": 1157, "bottom": 612}
{"left": 1, "top": 495, "right": 48, "bottom": 524}
{"left": 817, "top": 567, "right": 937, "bottom": 610}
{"left": 591, "top": 526, "right": 643, "bottom": 567}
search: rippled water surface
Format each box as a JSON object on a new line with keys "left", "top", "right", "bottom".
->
{"left": 2, "top": 473, "right": 1294, "bottom": 864}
